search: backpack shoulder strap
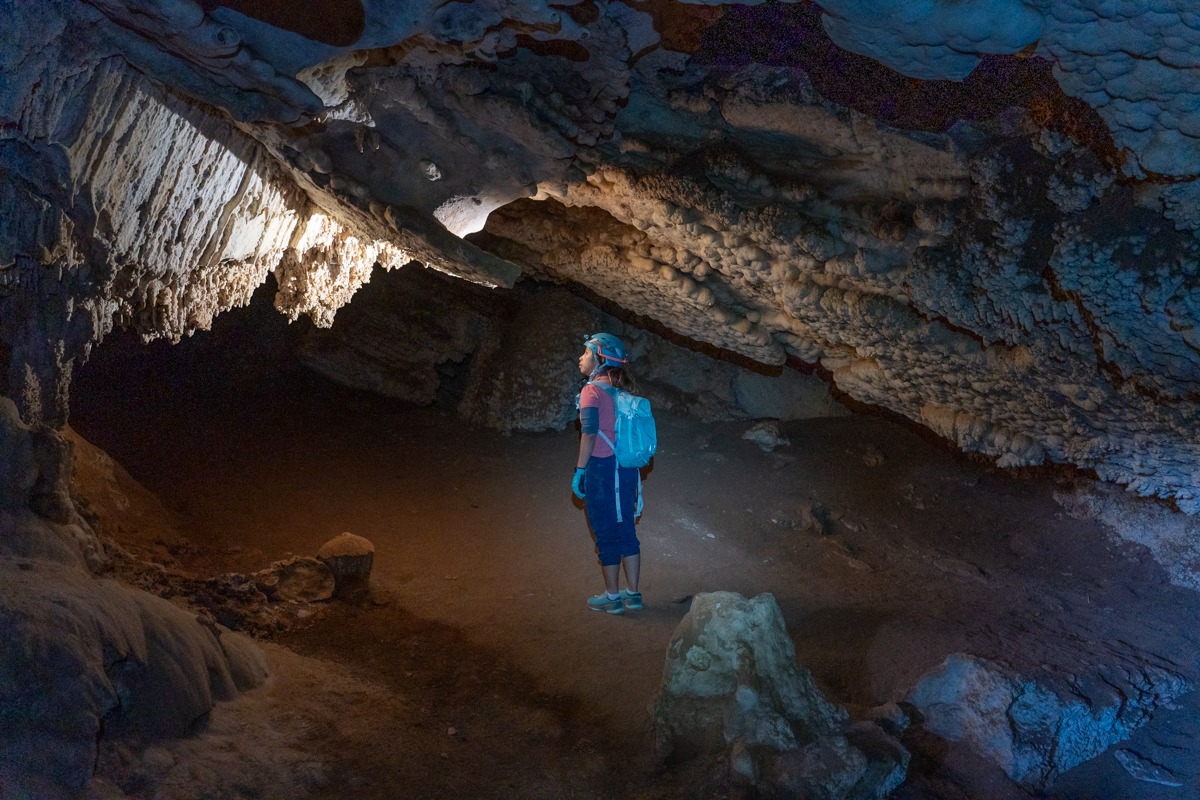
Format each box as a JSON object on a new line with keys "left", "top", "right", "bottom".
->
{"left": 586, "top": 380, "right": 619, "bottom": 397}
{"left": 585, "top": 381, "right": 619, "bottom": 452}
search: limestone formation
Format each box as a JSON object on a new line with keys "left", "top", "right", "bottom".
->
{"left": 0, "top": 558, "right": 268, "bottom": 796}
{"left": 634, "top": 331, "right": 850, "bottom": 423}
{"left": 742, "top": 421, "right": 791, "bottom": 453}
{"left": 907, "top": 653, "right": 1190, "bottom": 791}
{"left": 13, "top": 5, "right": 1199, "bottom": 794}
{"left": 1, "top": 397, "right": 106, "bottom": 571}
{"left": 655, "top": 591, "right": 908, "bottom": 798}
{"left": 815, "top": 0, "right": 1200, "bottom": 180}
{"left": 2, "top": 0, "right": 1198, "bottom": 511}
{"left": 299, "top": 265, "right": 501, "bottom": 406}
{"left": 300, "top": 265, "right": 847, "bottom": 431}
{"left": 1056, "top": 483, "right": 1200, "bottom": 592}
{"left": 460, "top": 288, "right": 615, "bottom": 434}
{"left": 0, "top": 399, "right": 269, "bottom": 796}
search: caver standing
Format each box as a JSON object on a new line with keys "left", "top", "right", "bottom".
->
{"left": 573, "top": 332, "right": 643, "bottom": 615}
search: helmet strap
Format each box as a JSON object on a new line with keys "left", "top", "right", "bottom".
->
{"left": 587, "top": 344, "right": 602, "bottom": 379}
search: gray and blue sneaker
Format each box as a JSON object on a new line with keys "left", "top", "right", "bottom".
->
{"left": 620, "top": 589, "right": 643, "bottom": 610}
{"left": 587, "top": 593, "right": 624, "bottom": 614}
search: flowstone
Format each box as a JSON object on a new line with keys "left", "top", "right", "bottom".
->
{"left": 0, "top": 399, "right": 270, "bottom": 797}
{"left": 0, "top": 559, "right": 268, "bottom": 796}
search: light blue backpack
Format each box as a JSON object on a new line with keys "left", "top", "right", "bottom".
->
{"left": 589, "top": 382, "right": 657, "bottom": 469}
{"left": 588, "top": 382, "right": 657, "bottom": 521}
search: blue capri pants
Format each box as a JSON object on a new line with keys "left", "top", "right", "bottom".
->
{"left": 584, "top": 455, "right": 640, "bottom": 566}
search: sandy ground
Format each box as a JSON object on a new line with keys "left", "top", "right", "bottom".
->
{"left": 68, "top": 319, "right": 1200, "bottom": 800}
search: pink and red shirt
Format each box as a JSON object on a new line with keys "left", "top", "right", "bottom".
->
{"left": 579, "top": 378, "right": 617, "bottom": 458}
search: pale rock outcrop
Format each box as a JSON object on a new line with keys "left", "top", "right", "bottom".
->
{"left": 907, "top": 653, "right": 1190, "bottom": 791}
{"left": 655, "top": 592, "right": 908, "bottom": 798}
{"left": 317, "top": 531, "right": 375, "bottom": 599}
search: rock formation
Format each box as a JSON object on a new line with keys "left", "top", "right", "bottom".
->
{"left": 907, "top": 653, "right": 1189, "bottom": 791}
{"left": 298, "top": 265, "right": 846, "bottom": 431}
{"left": 655, "top": 591, "right": 908, "bottom": 798}
{"left": 2, "top": 0, "right": 1196, "bottom": 512}
{"left": 0, "top": 398, "right": 268, "bottom": 797}
{"left": 316, "top": 531, "right": 375, "bottom": 599}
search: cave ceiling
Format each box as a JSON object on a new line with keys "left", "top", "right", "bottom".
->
{"left": 1, "top": 0, "right": 1198, "bottom": 512}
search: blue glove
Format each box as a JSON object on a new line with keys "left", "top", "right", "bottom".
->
{"left": 572, "top": 467, "right": 586, "bottom": 499}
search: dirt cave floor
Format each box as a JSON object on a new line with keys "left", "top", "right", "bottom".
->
{"left": 67, "top": 324, "right": 1200, "bottom": 800}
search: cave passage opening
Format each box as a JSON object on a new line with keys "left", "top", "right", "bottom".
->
{"left": 61, "top": 269, "right": 1200, "bottom": 799}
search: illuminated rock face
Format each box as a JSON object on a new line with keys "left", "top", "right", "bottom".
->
{"left": 655, "top": 592, "right": 909, "bottom": 798}
{"left": 2, "top": 1, "right": 1198, "bottom": 509}
{"left": 482, "top": 83, "right": 1199, "bottom": 511}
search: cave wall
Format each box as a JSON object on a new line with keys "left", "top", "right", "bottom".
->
{"left": 1, "top": 0, "right": 1198, "bottom": 509}
{"left": 819, "top": 0, "right": 1200, "bottom": 183}
{"left": 297, "top": 265, "right": 847, "bottom": 430}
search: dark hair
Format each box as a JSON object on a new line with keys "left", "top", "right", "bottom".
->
{"left": 599, "top": 364, "right": 637, "bottom": 393}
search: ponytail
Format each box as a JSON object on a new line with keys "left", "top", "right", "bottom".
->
{"left": 603, "top": 365, "right": 637, "bottom": 393}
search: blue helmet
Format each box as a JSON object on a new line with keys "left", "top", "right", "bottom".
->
{"left": 584, "top": 332, "right": 628, "bottom": 368}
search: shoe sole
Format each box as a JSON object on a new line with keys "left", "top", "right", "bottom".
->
{"left": 588, "top": 602, "right": 624, "bottom": 615}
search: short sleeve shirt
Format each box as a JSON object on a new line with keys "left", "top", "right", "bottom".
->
{"left": 580, "top": 379, "right": 617, "bottom": 458}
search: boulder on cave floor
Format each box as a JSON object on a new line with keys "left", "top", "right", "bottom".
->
{"left": 251, "top": 555, "right": 335, "bottom": 603}
{"left": 907, "top": 652, "right": 1191, "bottom": 791}
{"left": 317, "top": 531, "right": 375, "bottom": 599}
{"left": 654, "top": 591, "right": 908, "bottom": 799}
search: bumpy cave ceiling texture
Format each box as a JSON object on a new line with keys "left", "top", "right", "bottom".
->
{"left": 3, "top": 0, "right": 1199, "bottom": 513}
{"left": 3, "top": 0, "right": 1200, "bottom": 797}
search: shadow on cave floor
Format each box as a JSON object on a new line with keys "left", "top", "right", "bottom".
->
{"left": 68, "top": 305, "right": 1200, "bottom": 799}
